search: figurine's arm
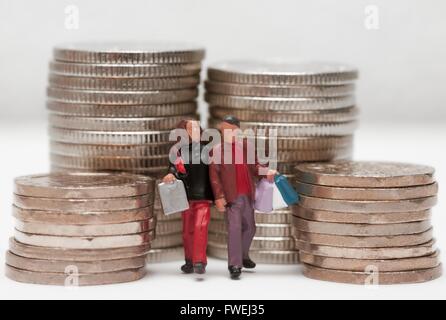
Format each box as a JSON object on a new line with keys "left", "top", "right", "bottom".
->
{"left": 209, "top": 148, "right": 227, "bottom": 212}
{"left": 209, "top": 163, "right": 224, "bottom": 200}
{"left": 249, "top": 141, "right": 277, "bottom": 182}
{"left": 168, "top": 161, "right": 180, "bottom": 179}
{"left": 163, "top": 151, "right": 182, "bottom": 183}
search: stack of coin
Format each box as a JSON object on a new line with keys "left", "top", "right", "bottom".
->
{"left": 46, "top": 43, "right": 205, "bottom": 262}
{"left": 293, "top": 161, "right": 442, "bottom": 285}
{"left": 5, "top": 173, "right": 156, "bottom": 286}
{"left": 205, "top": 60, "right": 359, "bottom": 263}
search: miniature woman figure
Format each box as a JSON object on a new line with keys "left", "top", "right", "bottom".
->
{"left": 163, "top": 120, "right": 214, "bottom": 275}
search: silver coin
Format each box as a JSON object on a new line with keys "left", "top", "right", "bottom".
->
{"left": 14, "top": 172, "right": 155, "bottom": 199}
{"left": 300, "top": 251, "right": 441, "bottom": 273}
{"left": 207, "top": 60, "right": 358, "bottom": 85}
{"left": 49, "top": 74, "right": 200, "bottom": 91}
{"left": 9, "top": 237, "right": 150, "bottom": 262}
{"left": 50, "top": 61, "right": 202, "bottom": 78}
{"left": 49, "top": 128, "right": 171, "bottom": 145}
{"left": 6, "top": 251, "right": 146, "bottom": 274}
{"left": 50, "top": 166, "right": 167, "bottom": 178}
{"left": 47, "top": 101, "right": 198, "bottom": 118}
{"left": 49, "top": 114, "right": 197, "bottom": 131}
{"left": 14, "top": 193, "right": 153, "bottom": 212}
{"left": 292, "top": 206, "right": 432, "bottom": 225}
{"left": 5, "top": 264, "right": 147, "bottom": 286}
{"left": 50, "top": 141, "right": 174, "bottom": 158}
{"left": 294, "top": 161, "right": 436, "bottom": 188}
{"left": 296, "top": 228, "right": 434, "bottom": 248}
{"left": 205, "top": 93, "right": 356, "bottom": 111}
{"left": 297, "top": 239, "right": 436, "bottom": 260}
{"left": 302, "top": 263, "right": 442, "bottom": 285}
{"left": 48, "top": 74, "right": 200, "bottom": 91}
{"left": 47, "top": 87, "right": 198, "bottom": 105}
{"left": 50, "top": 154, "right": 169, "bottom": 171}
{"left": 14, "top": 230, "right": 155, "bottom": 249}
{"left": 255, "top": 136, "right": 354, "bottom": 151}
{"left": 54, "top": 42, "right": 205, "bottom": 64}
{"left": 293, "top": 216, "right": 432, "bottom": 237}
{"left": 240, "top": 121, "right": 359, "bottom": 137}
{"left": 13, "top": 205, "right": 154, "bottom": 225}
{"left": 295, "top": 181, "right": 439, "bottom": 201}
{"left": 208, "top": 119, "right": 359, "bottom": 137}
{"left": 298, "top": 194, "right": 437, "bottom": 213}
{"left": 205, "top": 80, "right": 355, "bottom": 98}
{"left": 210, "top": 106, "right": 359, "bottom": 123}
{"left": 15, "top": 218, "right": 156, "bottom": 237}
{"left": 258, "top": 148, "right": 353, "bottom": 162}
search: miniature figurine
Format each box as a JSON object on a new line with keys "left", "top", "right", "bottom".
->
{"left": 163, "top": 120, "right": 214, "bottom": 275}
{"left": 209, "top": 116, "right": 277, "bottom": 280}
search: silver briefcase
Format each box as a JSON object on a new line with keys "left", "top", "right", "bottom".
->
{"left": 158, "top": 180, "right": 189, "bottom": 215}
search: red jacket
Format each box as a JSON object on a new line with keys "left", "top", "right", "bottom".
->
{"left": 209, "top": 141, "right": 266, "bottom": 204}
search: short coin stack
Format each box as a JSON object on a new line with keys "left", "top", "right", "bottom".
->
{"left": 293, "top": 161, "right": 442, "bottom": 285}
{"left": 5, "top": 173, "right": 156, "bottom": 286}
{"left": 205, "top": 60, "right": 359, "bottom": 264}
{"left": 46, "top": 43, "right": 205, "bottom": 262}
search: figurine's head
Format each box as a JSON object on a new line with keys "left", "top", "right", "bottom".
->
{"left": 219, "top": 116, "right": 241, "bottom": 143}
{"left": 176, "top": 119, "right": 202, "bottom": 143}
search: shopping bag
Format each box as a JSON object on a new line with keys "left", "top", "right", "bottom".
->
{"left": 274, "top": 175, "right": 299, "bottom": 206}
{"left": 158, "top": 180, "right": 189, "bottom": 215}
{"left": 272, "top": 182, "right": 288, "bottom": 210}
{"left": 255, "top": 179, "right": 274, "bottom": 213}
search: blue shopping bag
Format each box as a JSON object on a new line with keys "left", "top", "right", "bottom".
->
{"left": 274, "top": 174, "right": 299, "bottom": 206}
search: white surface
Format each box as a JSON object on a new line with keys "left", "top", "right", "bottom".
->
{"left": 0, "top": 121, "right": 445, "bottom": 300}
{"left": 1, "top": 0, "right": 446, "bottom": 123}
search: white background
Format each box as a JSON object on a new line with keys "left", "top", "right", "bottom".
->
{"left": 0, "top": 0, "right": 445, "bottom": 300}
{"left": 1, "top": 0, "right": 446, "bottom": 122}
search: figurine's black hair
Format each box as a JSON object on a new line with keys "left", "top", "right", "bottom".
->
{"left": 222, "top": 115, "right": 241, "bottom": 128}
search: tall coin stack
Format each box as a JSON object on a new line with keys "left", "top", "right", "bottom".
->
{"left": 46, "top": 43, "right": 205, "bottom": 262}
{"left": 205, "top": 61, "right": 359, "bottom": 264}
{"left": 5, "top": 173, "right": 155, "bottom": 286}
{"left": 293, "top": 161, "right": 442, "bottom": 285}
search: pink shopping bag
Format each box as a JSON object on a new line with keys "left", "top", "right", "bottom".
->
{"left": 255, "top": 179, "right": 274, "bottom": 213}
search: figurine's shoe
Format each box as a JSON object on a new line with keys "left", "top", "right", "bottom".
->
{"left": 228, "top": 266, "right": 242, "bottom": 280}
{"left": 194, "top": 263, "right": 206, "bottom": 275}
{"left": 243, "top": 258, "right": 256, "bottom": 269}
{"left": 181, "top": 260, "right": 194, "bottom": 274}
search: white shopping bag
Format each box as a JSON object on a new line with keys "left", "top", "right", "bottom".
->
{"left": 158, "top": 180, "right": 189, "bottom": 215}
{"left": 272, "top": 182, "right": 288, "bottom": 210}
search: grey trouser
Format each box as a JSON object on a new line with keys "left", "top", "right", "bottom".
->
{"left": 225, "top": 195, "right": 256, "bottom": 267}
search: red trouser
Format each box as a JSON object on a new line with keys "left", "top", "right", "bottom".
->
{"left": 182, "top": 201, "right": 211, "bottom": 265}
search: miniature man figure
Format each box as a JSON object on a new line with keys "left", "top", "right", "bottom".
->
{"left": 163, "top": 120, "right": 214, "bottom": 275}
{"left": 209, "top": 116, "right": 277, "bottom": 280}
